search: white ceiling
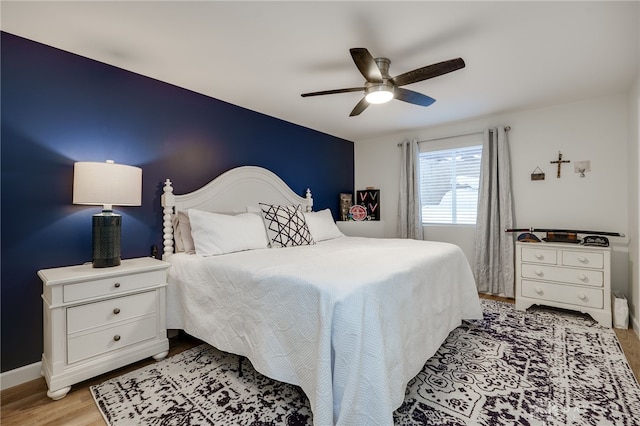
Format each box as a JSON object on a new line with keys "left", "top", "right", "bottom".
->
{"left": 2, "top": 1, "right": 638, "bottom": 142}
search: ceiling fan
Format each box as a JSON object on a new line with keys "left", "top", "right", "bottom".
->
{"left": 301, "top": 48, "right": 465, "bottom": 116}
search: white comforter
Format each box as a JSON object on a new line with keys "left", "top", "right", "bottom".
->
{"left": 166, "top": 236, "right": 482, "bottom": 426}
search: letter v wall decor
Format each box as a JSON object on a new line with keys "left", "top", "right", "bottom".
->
{"left": 356, "top": 188, "right": 380, "bottom": 221}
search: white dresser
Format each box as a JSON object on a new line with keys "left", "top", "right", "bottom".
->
{"left": 39, "top": 257, "right": 170, "bottom": 400}
{"left": 515, "top": 241, "right": 611, "bottom": 327}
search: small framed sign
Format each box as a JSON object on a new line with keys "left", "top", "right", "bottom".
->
{"left": 339, "top": 193, "right": 353, "bottom": 221}
{"left": 348, "top": 204, "right": 368, "bottom": 221}
{"left": 531, "top": 167, "right": 545, "bottom": 181}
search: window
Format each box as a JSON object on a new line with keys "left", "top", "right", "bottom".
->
{"left": 419, "top": 138, "right": 483, "bottom": 225}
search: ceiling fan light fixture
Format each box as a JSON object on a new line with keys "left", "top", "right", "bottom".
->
{"left": 365, "top": 86, "right": 394, "bottom": 104}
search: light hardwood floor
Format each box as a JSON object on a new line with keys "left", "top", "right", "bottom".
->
{"left": 2, "top": 296, "right": 638, "bottom": 426}
{"left": 0, "top": 333, "right": 202, "bottom": 426}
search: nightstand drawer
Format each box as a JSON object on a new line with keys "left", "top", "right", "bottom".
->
{"left": 520, "top": 264, "right": 603, "bottom": 287}
{"left": 521, "top": 279, "right": 603, "bottom": 309}
{"left": 63, "top": 270, "right": 165, "bottom": 303}
{"left": 67, "top": 291, "right": 157, "bottom": 334}
{"left": 67, "top": 315, "right": 157, "bottom": 364}
{"left": 562, "top": 250, "right": 604, "bottom": 269}
{"left": 520, "top": 247, "right": 557, "bottom": 264}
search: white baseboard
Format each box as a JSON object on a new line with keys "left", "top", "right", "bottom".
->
{"left": 1, "top": 361, "right": 43, "bottom": 391}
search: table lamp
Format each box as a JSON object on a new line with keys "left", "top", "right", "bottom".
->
{"left": 73, "top": 160, "right": 142, "bottom": 267}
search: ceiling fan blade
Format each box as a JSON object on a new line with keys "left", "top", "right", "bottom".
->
{"left": 394, "top": 88, "right": 436, "bottom": 107}
{"left": 349, "top": 97, "right": 369, "bottom": 116}
{"left": 391, "top": 57, "right": 465, "bottom": 87}
{"left": 301, "top": 87, "right": 364, "bottom": 97}
{"left": 350, "top": 48, "right": 383, "bottom": 83}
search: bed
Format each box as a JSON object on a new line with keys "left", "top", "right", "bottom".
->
{"left": 161, "top": 166, "right": 483, "bottom": 426}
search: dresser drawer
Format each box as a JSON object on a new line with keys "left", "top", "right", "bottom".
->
{"left": 521, "top": 280, "right": 603, "bottom": 309}
{"left": 520, "top": 247, "right": 557, "bottom": 265}
{"left": 520, "top": 264, "right": 603, "bottom": 287}
{"left": 562, "top": 250, "right": 604, "bottom": 269}
{"left": 63, "top": 269, "right": 165, "bottom": 303}
{"left": 67, "top": 315, "right": 157, "bottom": 364}
{"left": 67, "top": 291, "right": 157, "bottom": 334}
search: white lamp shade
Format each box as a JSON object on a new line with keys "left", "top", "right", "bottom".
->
{"left": 73, "top": 161, "right": 142, "bottom": 208}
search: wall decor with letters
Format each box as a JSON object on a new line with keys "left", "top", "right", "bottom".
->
{"left": 356, "top": 188, "right": 380, "bottom": 221}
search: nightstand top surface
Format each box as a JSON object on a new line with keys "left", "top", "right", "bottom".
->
{"left": 38, "top": 257, "right": 169, "bottom": 285}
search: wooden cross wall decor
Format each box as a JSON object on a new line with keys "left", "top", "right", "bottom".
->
{"left": 550, "top": 151, "right": 570, "bottom": 178}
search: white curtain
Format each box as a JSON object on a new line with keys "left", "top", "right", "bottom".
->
{"left": 397, "top": 140, "right": 423, "bottom": 239}
{"left": 473, "top": 127, "right": 515, "bottom": 296}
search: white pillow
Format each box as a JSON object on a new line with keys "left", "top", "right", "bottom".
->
{"left": 171, "top": 213, "right": 184, "bottom": 252}
{"left": 188, "top": 209, "right": 269, "bottom": 256}
{"left": 172, "top": 211, "right": 196, "bottom": 254}
{"left": 303, "top": 209, "right": 344, "bottom": 242}
{"left": 259, "top": 203, "right": 315, "bottom": 248}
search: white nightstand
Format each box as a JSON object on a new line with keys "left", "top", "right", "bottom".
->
{"left": 39, "top": 257, "right": 170, "bottom": 400}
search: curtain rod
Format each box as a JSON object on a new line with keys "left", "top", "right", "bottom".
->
{"left": 397, "top": 126, "right": 511, "bottom": 146}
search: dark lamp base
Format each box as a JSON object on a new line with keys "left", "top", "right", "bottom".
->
{"left": 93, "top": 256, "right": 121, "bottom": 268}
{"left": 92, "top": 212, "right": 122, "bottom": 268}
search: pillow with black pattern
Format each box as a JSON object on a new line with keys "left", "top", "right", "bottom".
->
{"left": 259, "top": 203, "right": 315, "bottom": 248}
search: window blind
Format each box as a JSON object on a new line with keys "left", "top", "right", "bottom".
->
{"left": 419, "top": 144, "right": 483, "bottom": 224}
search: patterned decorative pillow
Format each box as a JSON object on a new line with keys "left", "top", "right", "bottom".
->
{"left": 259, "top": 203, "right": 315, "bottom": 248}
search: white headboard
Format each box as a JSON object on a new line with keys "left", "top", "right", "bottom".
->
{"left": 161, "top": 166, "right": 313, "bottom": 258}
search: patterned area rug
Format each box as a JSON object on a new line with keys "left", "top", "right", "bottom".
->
{"left": 91, "top": 300, "right": 640, "bottom": 425}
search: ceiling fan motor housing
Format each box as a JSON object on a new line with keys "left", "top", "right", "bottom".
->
{"left": 374, "top": 57, "right": 391, "bottom": 78}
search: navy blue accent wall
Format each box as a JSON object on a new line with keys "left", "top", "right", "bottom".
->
{"left": 1, "top": 32, "right": 354, "bottom": 373}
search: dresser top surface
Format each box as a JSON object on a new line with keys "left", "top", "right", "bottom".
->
{"left": 516, "top": 241, "right": 611, "bottom": 251}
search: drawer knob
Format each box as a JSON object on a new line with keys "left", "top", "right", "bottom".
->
{"left": 535, "top": 287, "right": 543, "bottom": 294}
{"left": 113, "top": 335, "right": 121, "bottom": 342}
{"left": 578, "top": 293, "right": 587, "bottom": 300}
{"left": 535, "top": 269, "right": 543, "bottom": 276}
{"left": 578, "top": 273, "right": 587, "bottom": 281}
{"left": 114, "top": 282, "right": 121, "bottom": 288}
{"left": 113, "top": 308, "right": 121, "bottom": 315}
{"left": 578, "top": 256, "right": 587, "bottom": 263}
{"left": 535, "top": 253, "right": 544, "bottom": 260}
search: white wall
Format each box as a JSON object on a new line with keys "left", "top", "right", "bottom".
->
{"left": 355, "top": 93, "right": 631, "bottom": 299}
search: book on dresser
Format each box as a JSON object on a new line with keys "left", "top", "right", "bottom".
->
{"left": 515, "top": 241, "right": 611, "bottom": 327}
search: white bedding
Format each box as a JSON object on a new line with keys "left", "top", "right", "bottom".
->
{"left": 166, "top": 236, "right": 482, "bottom": 426}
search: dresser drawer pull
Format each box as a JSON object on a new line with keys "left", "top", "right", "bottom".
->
{"left": 535, "top": 253, "right": 544, "bottom": 260}
{"left": 535, "top": 287, "right": 543, "bottom": 294}
{"left": 534, "top": 269, "right": 544, "bottom": 276}
{"left": 578, "top": 273, "right": 587, "bottom": 281}
{"left": 113, "top": 308, "right": 121, "bottom": 315}
{"left": 578, "top": 256, "right": 587, "bottom": 263}
{"left": 578, "top": 293, "right": 587, "bottom": 300}
{"left": 114, "top": 283, "right": 121, "bottom": 288}
{"left": 113, "top": 335, "right": 121, "bottom": 342}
